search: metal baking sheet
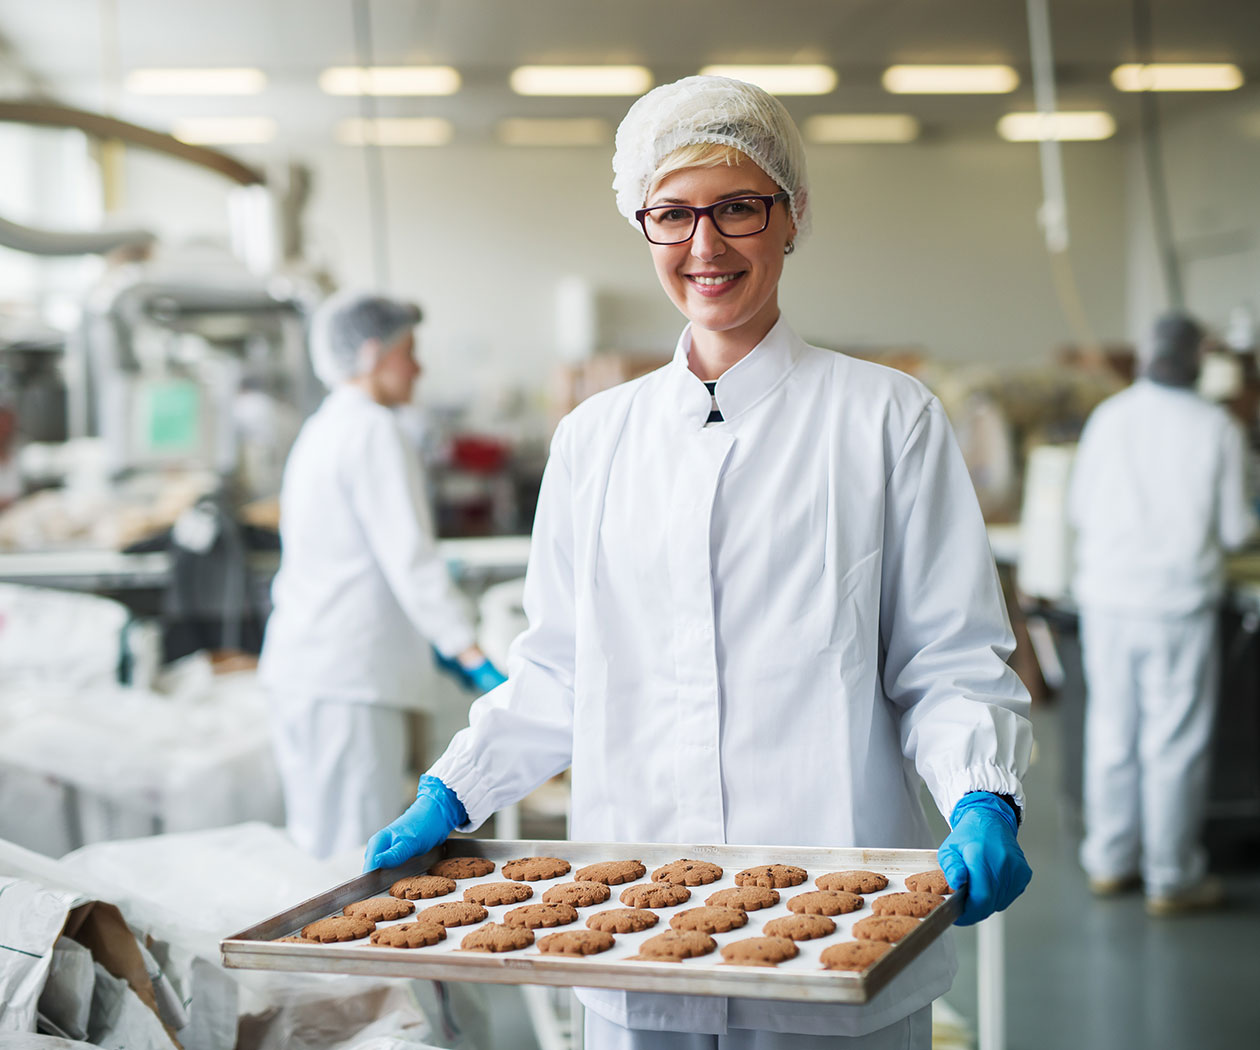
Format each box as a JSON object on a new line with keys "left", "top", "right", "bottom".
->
{"left": 220, "top": 839, "right": 960, "bottom": 1004}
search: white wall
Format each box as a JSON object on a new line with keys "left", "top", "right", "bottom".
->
{"left": 1125, "top": 89, "right": 1260, "bottom": 344}
{"left": 115, "top": 133, "right": 1131, "bottom": 404}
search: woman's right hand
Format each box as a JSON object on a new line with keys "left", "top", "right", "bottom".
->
{"left": 363, "top": 775, "right": 467, "bottom": 872}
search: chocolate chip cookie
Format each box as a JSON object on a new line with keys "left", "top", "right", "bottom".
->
{"left": 619, "top": 883, "right": 692, "bottom": 909}
{"left": 634, "top": 930, "right": 717, "bottom": 961}
{"left": 390, "top": 874, "right": 458, "bottom": 900}
{"left": 762, "top": 914, "right": 837, "bottom": 941}
{"left": 342, "top": 897, "right": 414, "bottom": 922}
{"left": 416, "top": 901, "right": 489, "bottom": 927}
{"left": 720, "top": 936, "right": 800, "bottom": 967}
{"left": 872, "top": 892, "right": 945, "bottom": 918}
{"left": 814, "top": 870, "right": 889, "bottom": 895}
{"left": 574, "top": 860, "right": 647, "bottom": 885}
{"left": 787, "top": 890, "right": 864, "bottom": 916}
{"left": 705, "top": 887, "right": 780, "bottom": 911}
{"left": 669, "top": 906, "right": 748, "bottom": 934}
{"left": 370, "top": 921, "right": 447, "bottom": 948}
{"left": 537, "top": 929, "right": 617, "bottom": 956}
{"left": 460, "top": 923, "right": 535, "bottom": 952}
{"left": 462, "top": 882, "right": 534, "bottom": 907}
{"left": 300, "top": 916, "right": 375, "bottom": 942}
{"left": 586, "top": 908, "right": 659, "bottom": 933}
{"left": 852, "top": 915, "right": 919, "bottom": 943}
{"left": 651, "top": 859, "right": 723, "bottom": 886}
{"left": 735, "top": 864, "right": 808, "bottom": 889}
{"left": 429, "top": 857, "right": 495, "bottom": 880}
{"left": 821, "top": 940, "right": 892, "bottom": 971}
{"left": 503, "top": 903, "right": 579, "bottom": 929}
{"left": 543, "top": 881, "right": 612, "bottom": 907}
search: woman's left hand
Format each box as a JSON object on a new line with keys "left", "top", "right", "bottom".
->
{"left": 938, "top": 792, "right": 1032, "bottom": 926}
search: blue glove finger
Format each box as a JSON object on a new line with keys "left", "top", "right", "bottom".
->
{"left": 363, "top": 829, "right": 394, "bottom": 873}
{"left": 956, "top": 840, "right": 995, "bottom": 926}
{"left": 468, "top": 660, "right": 507, "bottom": 694}
{"left": 937, "top": 843, "right": 970, "bottom": 897}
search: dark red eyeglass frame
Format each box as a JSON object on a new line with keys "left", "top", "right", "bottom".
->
{"left": 634, "top": 191, "right": 789, "bottom": 244}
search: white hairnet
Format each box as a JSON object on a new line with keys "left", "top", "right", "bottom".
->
{"left": 612, "top": 75, "right": 811, "bottom": 242}
{"left": 309, "top": 290, "right": 422, "bottom": 388}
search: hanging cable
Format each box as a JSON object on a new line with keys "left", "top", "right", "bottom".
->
{"left": 1131, "top": 0, "right": 1184, "bottom": 310}
{"left": 353, "top": 0, "right": 391, "bottom": 288}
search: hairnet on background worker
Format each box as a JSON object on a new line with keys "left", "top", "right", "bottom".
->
{"left": 1070, "top": 310, "right": 1255, "bottom": 915}
{"left": 364, "top": 76, "right": 1033, "bottom": 1049}
{"left": 259, "top": 291, "right": 505, "bottom": 859}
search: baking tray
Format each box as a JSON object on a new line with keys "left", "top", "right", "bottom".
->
{"left": 221, "top": 839, "right": 959, "bottom": 1004}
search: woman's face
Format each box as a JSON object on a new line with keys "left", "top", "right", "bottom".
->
{"left": 644, "top": 157, "right": 795, "bottom": 351}
{"left": 371, "top": 331, "right": 422, "bottom": 405}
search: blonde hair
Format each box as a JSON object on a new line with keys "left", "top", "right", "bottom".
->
{"left": 647, "top": 143, "right": 754, "bottom": 199}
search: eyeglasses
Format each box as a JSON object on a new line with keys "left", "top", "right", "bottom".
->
{"left": 634, "top": 191, "right": 789, "bottom": 245}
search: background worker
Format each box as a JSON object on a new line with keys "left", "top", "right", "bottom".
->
{"left": 1069, "top": 311, "right": 1256, "bottom": 915}
{"left": 365, "top": 77, "right": 1033, "bottom": 1048}
{"left": 259, "top": 291, "right": 505, "bottom": 859}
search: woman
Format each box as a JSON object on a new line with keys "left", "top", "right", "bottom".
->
{"left": 366, "top": 77, "right": 1032, "bottom": 1048}
{"left": 260, "top": 291, "right": 503, "bottom": 860}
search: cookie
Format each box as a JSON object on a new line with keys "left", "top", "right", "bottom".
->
{"left": 705, "top": 887, "right": 780, "bottom": 911}
{"left": 586, "top": 908, "right": 659, "bottom": 933}
{"left": 537, "top": 929, "right": 617, "bottom": 956}
{"left": 429, "top": 857, "right": 495, "bottom": 880}
{"left": 369, "top": 921, "right": 447, "bottom": 948}
{"left": 575, "top": 860, "right": 647, "bottom": 885}
{"left": 416, "top": 901, "right": 489, "bottom": 927}
{"left": 720, "top": 936, "right": 800, "bottom": 967}
{"left": 544, "top": 881, "right": 612, "bottom": 907}
{"left": 669, "top": 906, "right": 748, "bottom": 934}
{"left": 852, "top": 915, "right": 920, "bottom": 943}
{"left": 463, "top": 882, "right": 534, "bottom": 907}
{"left": 735, "top": 864, "right": 808, "bottom": 889}
{"left": 762, "top": 914, "right": 837, "bottom": 941}
{"left": 787, "top": 890, "right": 864, "bottom": 916}
{"left": 872, "top": 892, "right": 945, "bottom": 918}
{"left": 300, "top": 916, "right": 375, "bottom": 942}
{"left": 342, "top": 897, "right": 415, "bottom": 922}
{"left": 460, "top": 922, "right": 535, "bottom": 953}
{"left": 651, "top": 859, "right": 723, "bottom": 886}
{"left": 634, "top": 930, "right": 717, "bottom": 961}
{"left": 821, "top": 940, "right": 893, "bottom": 972}
{"left": 501, "top": 856, "right": 571, "bottom": 881}
{"left": 815, "top": 870, "right": 889, "bottom": 895}
{"left": 275, "top": 935, "right": 318, "bottom": 944}
{"left": 390, "top": 874, "right": 457, "bottom": 900}
{"left": 503, "top": 902, "right": 580, "bottom": 929}
{"left": 620, "top": 883, "right": 692, "bottom": 909}
{"left": 905, "top": 870, "right": 952, "bottom": 895}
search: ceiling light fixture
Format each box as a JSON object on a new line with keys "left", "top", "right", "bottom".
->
{"left": 509, "top": 65, "right": 652, "bottom": 96}
{"left": 335, "top": 117, "right": 454, "bottom": 146}
{"left": 698, "top": 64, "right": 837, "bottom": 95}
{"left": 883, "top": 65, "right": 1019, "bottom": 94}
{"left": 804, "top": 114, "right": 920, "bottom": 143}
{"left": 1111, "top": 63, "right": 1244, "bottom": 92}
{"left": 170, "top": 117, "right": 277, "bottom": 145}
{"left": 319, "top": 66, "right": 461, "bottom": 96}
{"left": 124, "top": 68, "right": 267, "bottom": 95}
{"left": 997, "top": 111, "right": 1116, "bottom": 141}
{"left": 497, "top": 118, "right": 612, "bottom": 147}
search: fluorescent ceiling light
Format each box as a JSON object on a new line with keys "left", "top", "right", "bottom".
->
{"left": 336, "top": 117, "right": 454, "bottom": 146}
{"left": 698, "top": 64, "right": 837, "bottom": 95}
{"left": 319, "top": 66, "right": 461, "bottom": 96}
{"left": 497, "top": 118, "right": 611, "bottom": 147}
{"left": 125, "top": 68, "right": 267, "bottom": 95}
{"left": 1111, "top": 63, "right": 1243, "bottom": 92}
{"left": 171, "top": 117, "right": 276, "bottom": 144}
{"left": 997, "top": 111, "right": 1116, "bottom": 142}
{"left": 883, "top": 65, "right": 1018, "bottom": 94}
{"left": 510, "top": 65, "right": 652, "bottom": 96}
{"left": 804, "top": 114, "right": 920, "bottom": 143}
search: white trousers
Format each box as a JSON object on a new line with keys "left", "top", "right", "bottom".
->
{"left": 1078, "top": 607, "right": 1219, "bottom": 897}
{"left": 268, "top": 694, "right": 409, "bottom": 859}
{"left": 585, "top": 1006, "right": 930, "bottom": 1050}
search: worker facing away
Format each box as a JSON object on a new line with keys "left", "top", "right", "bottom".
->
{"left": 259, "top": 291, "right": 505, "bottom": 859}
{"left": 364, "top": 76, "right": 1033, "bottom": 1049}
{"left": 1070, "top": 311, "right": 1256, "bottom": 915}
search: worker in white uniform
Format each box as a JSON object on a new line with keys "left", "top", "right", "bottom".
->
{"left": 364, "top": 77, "right": 1033, "bottom": 1048}
{"left": 260, "top": 291, "right": 505, "bottom": 859}
{"left": 1069, "top": 312, "right": 1255, "bottom": 915}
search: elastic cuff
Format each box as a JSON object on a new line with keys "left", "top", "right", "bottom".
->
{"left": 950, "top": 791, "right": 1019, "bottom": 834}
{"left": 417, "top": 773, "right": 468, "bottom": 827}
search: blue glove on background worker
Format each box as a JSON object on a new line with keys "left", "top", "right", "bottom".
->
{"left": 938, "top": 791, "right": 1032, "bottom": 925}
{"left": 364, "top": 774, "right": 465, "bottom": 872}
{"left": 432, "top": 647, "right": 507, "bottom": 694}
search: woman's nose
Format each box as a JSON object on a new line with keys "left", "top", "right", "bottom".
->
{"left": 690, "top": 215, "right": 727, "bottom": 259}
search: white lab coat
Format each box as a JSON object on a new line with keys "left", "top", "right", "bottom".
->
{"left": 430, "top": 318, "right": 1032, "bottom": 1037}
{"left": 1068, "top": 379, "right": 1255, "bottom": 894}
{"left": 260, "top": 385, "right": 476, "bottom": 857}
{"left": 259, "top": 385, "right": 476, "bottom": 703}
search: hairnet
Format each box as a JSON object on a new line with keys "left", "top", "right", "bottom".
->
{"left": 612, "top": 75, "right": 811, "bottom": 242}
{"left": 309, "top": 290, "right": 422, "bottom": 388}
{"left": 1145, "top": 311, "right": 1204, "bottom": 388}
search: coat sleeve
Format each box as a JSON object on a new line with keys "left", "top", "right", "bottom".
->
{"left": 879, "top": 397, "right": 1034, "bottom": 822}
{"left": 427, "top": 419, "right": 579, "bottom": 829}
{"left": 349, "top": 412, "right": 477, "bottom": 658}
{"left": 1217, "top": 416, "right": 1257, "bottom": 552}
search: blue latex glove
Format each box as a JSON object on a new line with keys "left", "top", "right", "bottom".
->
{"left": 938, "top": 792, "right": 1032, "bottom": 926}
{"left": 363, "top": 775, "right": 467, "bottom": 873}
{"left": 432, "top": 647, "right": 507, "bottom": 694}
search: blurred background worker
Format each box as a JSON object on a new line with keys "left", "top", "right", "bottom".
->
{"left": 1069, "top": 311, "right": 1257, "bottom": 915}
{"left": 259, "top": 291, "right": 505, "bottom": 859}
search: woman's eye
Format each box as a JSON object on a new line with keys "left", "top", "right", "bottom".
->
{"left": 658, "top": 208, "right": 692, "bottom": 223}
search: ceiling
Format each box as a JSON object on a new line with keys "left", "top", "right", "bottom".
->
{"left": 1, "top": 0, "right": 1258, "bottom": 146}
